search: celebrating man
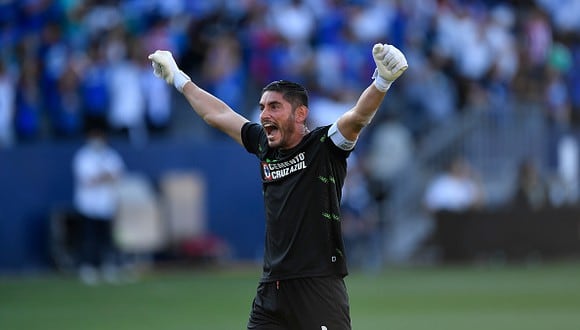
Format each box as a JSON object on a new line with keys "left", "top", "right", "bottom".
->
{"left": 148, "top": 42, "right": 407, "bottom": 329}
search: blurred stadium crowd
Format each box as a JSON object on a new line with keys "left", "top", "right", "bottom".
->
{"left": 2, "top": 0, "right": 580, "bottom": 268}
{"left": 0, "top": 0, "right": 579, "bottom": 147}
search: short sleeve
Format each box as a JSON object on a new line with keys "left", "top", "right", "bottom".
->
{"left": 241, "top": 122, "right": 265, "bottom": 155}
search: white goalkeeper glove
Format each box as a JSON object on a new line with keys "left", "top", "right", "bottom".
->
{"left": 147, "top": 50, "right": 191, "bottom": 93}
{"left": 372, "top": 43, "right": 408, "bottom": 92}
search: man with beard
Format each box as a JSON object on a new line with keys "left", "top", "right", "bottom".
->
{"left": 148, "top": 42, "right": 407, "bottom": 329}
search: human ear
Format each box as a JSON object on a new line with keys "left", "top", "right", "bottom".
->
{"left": 295, "top": 105, "right": 308, "bottom": 123}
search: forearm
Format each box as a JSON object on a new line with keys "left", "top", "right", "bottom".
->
{"left": 182, "top": 81, "right": 231, "bottom": 127}
{"left": 148, "top": 50, "right": 248, "bottom": 143}
{"left": 338, "top": 84, "right": 386, "bottom": 140}
{"left": 181, "top": 82, "right": 248, "bottom": 144}
{"left": 336, "top": 43, "right": 407, "bottom": 141}
{"left": 352, "top": 83, "right": 387, "bottom": 126}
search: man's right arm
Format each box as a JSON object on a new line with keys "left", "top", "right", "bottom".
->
{"left": 148, "top": 50, "right": 249, "bottom": 145}
{"left": 181, "top": 81, "right": 249, "bottom": 145}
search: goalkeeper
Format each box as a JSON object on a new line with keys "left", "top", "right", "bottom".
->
{"left": 149, "top": 43, "right": 407, "bottom": 330}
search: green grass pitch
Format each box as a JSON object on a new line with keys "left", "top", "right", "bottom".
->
{"left": 2, "top": 261, "right": 580, "bottom": 330}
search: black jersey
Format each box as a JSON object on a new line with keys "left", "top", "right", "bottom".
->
{"left": 242, "top": 122, "right": 351, "bottom": 282}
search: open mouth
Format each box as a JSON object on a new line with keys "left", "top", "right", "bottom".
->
{"left": 263, "top": 123, "right": 278, "bottom": 138}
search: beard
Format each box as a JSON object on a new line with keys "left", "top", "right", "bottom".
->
{"left": 268, "top": 114, "right": 296, "bottom": 149}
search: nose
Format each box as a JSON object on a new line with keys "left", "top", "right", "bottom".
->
{"left": 260, "top": 108, "right": 270, "bottom": 122}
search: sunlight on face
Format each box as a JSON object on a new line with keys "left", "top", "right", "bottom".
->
{"left": 259, "top": 91, "right": 297, "bottom": 149}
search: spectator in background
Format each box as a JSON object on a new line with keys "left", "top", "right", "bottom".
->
{"left": 308, "top": 90, "right": 355, "bottom": 129}
{"left": 106, "top": 26, "right": 147, "bottom": 145}
{"left": 513, "top": 4, "right": 553, "bottom": 103}
{"left": 14, "top": 56, "right": 42, "bottom": 141}
{"left": 341, "top": 155, "right": 381, "bottom": 271}
{"left": 201, "top": 34, "right": 247, "bottom": 119}
{"left": 140, "top": 52, "right": 172, "bottom": 135}
{"left": 552, "top": 134, "right": 579, "bottom": 206}
{"left": 544, "top": 41, "right": 573, "bottom": 127}
{"left": 348, "top": 0, "right": 395, "bottom": 44}
{"left": 53, "top": 61, "right": 83, "bottom": 138}
{"left": 0, "top": 60, "right": 15, "bottom": 148}
{"left": 366, "top": 110, "right": 414, "bottom": 214}
{"left": 268, "top": 0, "right": 316, "bottom": 46}
{"left": 38, "top": 21, "right": 70, "bottom": 135}
{"left": 140, "top": 15, "right": 175, "bottom": 134}
{"left": 510, "top": 158, "right": 551, "bottom": 211}
{"left": 403, "top": 51, "right": 458, "bottom": 136}
{"left": 569, "top": 44, "right": 580, "bottom": 124}
{"left": 79, "top": 40, "right": 110, "bottom": 133}
{"left": 73, "top": 123, "right": 125, "bottom": 285}
{"left": 424, "top": 155, "right": 484, "bottom": 213}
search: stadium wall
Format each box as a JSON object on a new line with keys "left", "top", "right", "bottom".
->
{"left": 0, "top": 138, "right": 265, "bottom": 273}
{"left": 433, "top": 209, "right": 580, "bottom": 263}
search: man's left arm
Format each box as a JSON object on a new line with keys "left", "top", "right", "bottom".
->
{"left": 334, "top": 44, "right": 407, "bottom": 144}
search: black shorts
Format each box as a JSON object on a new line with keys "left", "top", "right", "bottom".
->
{"left": 247, "top": 276, "right": 351, "bottom": 330}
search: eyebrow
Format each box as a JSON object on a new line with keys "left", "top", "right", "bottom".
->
{"left": 259, "top": 100, "right": 283, "bottom": 108}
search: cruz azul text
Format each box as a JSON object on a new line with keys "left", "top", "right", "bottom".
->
{"left": 262, "top": 152, "right": 307, "bottom": 182}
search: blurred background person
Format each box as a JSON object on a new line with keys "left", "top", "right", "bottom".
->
{"left": 0, "top": 60, "right": 15, "bottom": 148}
{"left": 73, "top": 123, "right": 125, "bottom": 285}
{"left": 106, "top": 26, "right": 147, "bottom": 146}
{"left": 79, "top": 39, "right": 111, "bottom": 134}
{"left": 341, "top": 156, "right": 381, "bottom": 271}
{"left": 510, "top": 157, "right": 551, "bottom": 211}
{"left": 366, "top": 111, "right": 414, "bottom": 206}
{"left": 424, "top": 155, "right": 485, "bottom": 214}
{"left": 14, "top": 55, "right": 43, "bottom": 142}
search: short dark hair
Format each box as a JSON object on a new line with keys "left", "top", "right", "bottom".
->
{"left": 262, "top": 80, "right": 309, "bottom": 108}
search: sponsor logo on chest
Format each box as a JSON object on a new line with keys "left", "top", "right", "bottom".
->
{"left": 262, "top": 152, "right": 308, "bottom": 182}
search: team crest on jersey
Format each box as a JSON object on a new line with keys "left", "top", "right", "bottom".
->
{"left": 262, "top": 162, "right": 272, "bottom": 180}
{"left": 261, "top": 152, "right": 307, "bottom": 182}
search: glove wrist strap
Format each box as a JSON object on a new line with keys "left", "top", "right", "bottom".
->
{"left": 174, "top": 70, "right": 191, "bottom": 93}
{"left": 372, "top": 68, "right": 392, "bottom": 93}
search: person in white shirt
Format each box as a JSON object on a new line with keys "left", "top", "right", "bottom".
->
{"left": 73, "top": 125, "right": 125, "bottom": 284}
{"left": 424, "top": 156, "right": 484, "bottom": 213}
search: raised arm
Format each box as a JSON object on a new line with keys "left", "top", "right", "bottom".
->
{"left": 148, "top": 50, "right": 249, "bottom": 145}
{"left": 336, "top": 44, "right": 407, "bottom": 142}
